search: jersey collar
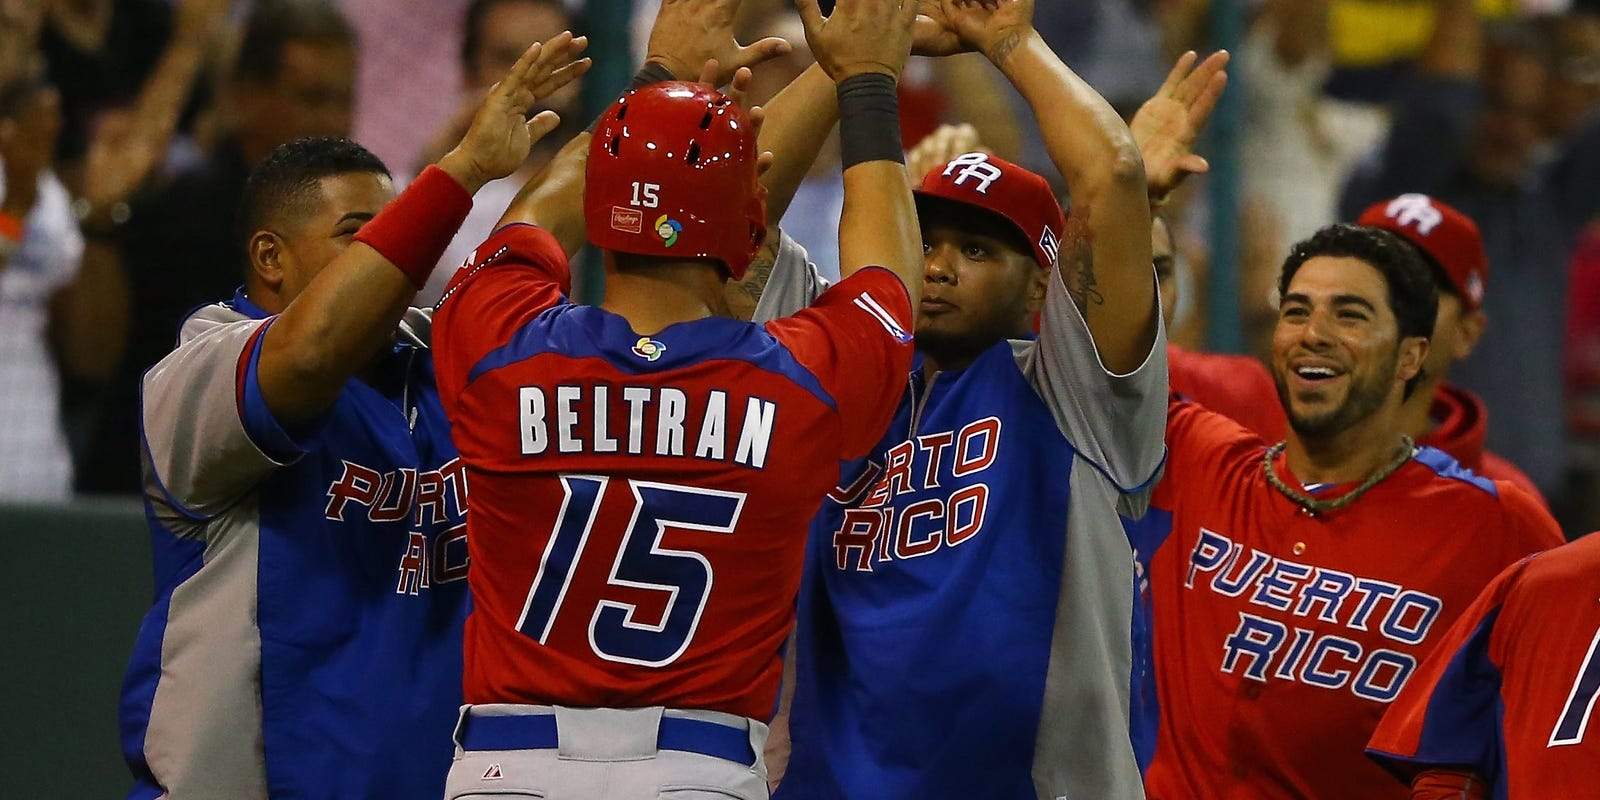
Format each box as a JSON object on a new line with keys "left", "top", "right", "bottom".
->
{"left": 227, "top": 287, "right": 272, "bottom": 320}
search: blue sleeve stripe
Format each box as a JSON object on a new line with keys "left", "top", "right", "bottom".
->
{"left": 1413, "top": 446, "right": 1499, "bottom": 497}
{"left": 239, "top": 319, "right": 315, "bottom": 463}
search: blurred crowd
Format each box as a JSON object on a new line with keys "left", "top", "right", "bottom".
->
{"left": 1, "top": 0, "right": 1597, "bottom": 534}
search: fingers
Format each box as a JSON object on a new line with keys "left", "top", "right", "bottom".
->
{"left": 530, "top": 56, "right": 592, "bottom": 99}
{"left": 732, "top": 36, "right": 794, "bottom": 72}
{"left": 1177, "top": 154, "right": 1210, "bottom": 176}
{"left": 1158, "top": 50, "right": 1198, "bottom": 99}
{"left": 698, "top": 59, "right": 721, "bottom": 86}
{"left": 525, "top": 109, "right": 562, "bottom": 145}
{"left": 747, "top": 103, "right": 767, "bottom": 139}
{"left": 727, "top": 66, "right": 754, "bottom": 98}
{"left": 1174, "top": 49, "right": 1228, "bottom": 105}
{"left": 1186, "top": 69, "right": 1228, "bottom": 133}
{"left": 795, "top": 0, "right": 826, "bottom": 35}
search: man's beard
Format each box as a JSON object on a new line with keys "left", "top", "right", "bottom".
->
{"left": 1277, "top": 349, "right": 1398, "bottom": 439}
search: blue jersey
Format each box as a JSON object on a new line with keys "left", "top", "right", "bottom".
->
{"left": 765, "top": 238, "right": 1168, "bottom": 799}
{"left": 120, "top": 291, "right": 470, "bottom": 800}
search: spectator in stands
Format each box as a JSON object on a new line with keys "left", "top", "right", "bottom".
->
{"left": 80, "top": 0, "right": 357, "bottom": 493}
{"left": 1342, "top": 0, "right": 1600, "bottom": 500}
{"left": 0, "top": 62, "right": 82, "bottom": 500}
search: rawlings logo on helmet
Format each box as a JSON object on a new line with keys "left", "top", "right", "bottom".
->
{"left": 610, "top": 207, "right": 643, "bottom": 234}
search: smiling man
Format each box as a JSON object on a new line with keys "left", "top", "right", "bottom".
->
{"left": 1137, "top": 223, "right": 1565, "bottom": 799}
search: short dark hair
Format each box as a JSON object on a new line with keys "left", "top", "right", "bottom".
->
{"left": 460, "top": 0, "right": 574, "bottom": 73}
{"left": 1278, "top": 223, "right": 1439, "bottom": 397}
{"left": 237, "top": 137, "right": 389, "bottom": 251}
{"left": 235, "top": 0, "right": 357, "bottom": 84}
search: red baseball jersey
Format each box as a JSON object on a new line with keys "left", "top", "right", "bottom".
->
{"left": 1143, "top": 400, "right": 1563, "bottom": 799}
{"left": 1368, "top": 532, "right": 1600, "bottom": 799}
{"left": 1168, "top": 344, "right": 1286, "bottom": 442}
{"left": 432, "top": 224, "right": 913, "bottom": 721}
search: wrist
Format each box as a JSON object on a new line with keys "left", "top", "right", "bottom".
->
{"left": 354, "top": 165, "right": 474, "bottom": 289}
{"left": 832, "top": 63, "right": 898, "bottom": 83}
{"left": 837, "top": 73, "right": 904, "bottom": 169}
{"left": 643, "top": 54, "right": 686, "bottom": 82}
{"left": 985, "top": 26, "right": 1040, "bottom": 70}
{"left": 436, "top": 151, "right": 488, "bottom": 196}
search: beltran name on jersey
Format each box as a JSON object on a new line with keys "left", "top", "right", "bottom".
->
{"left": 1139, "top": 401, "right": 1564, "bottom": 800}
{"left": 432, "top": 224, "right": 912, "bottom": 723}
{"left": 120, "top": 291, "right": 470, "bottom": 800}
{"left": 767, "top": 237, "right": 1168, "bottom": 800}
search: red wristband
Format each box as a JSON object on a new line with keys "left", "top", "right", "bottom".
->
{"left": 354, "top": 165, "right": 474, "bottom": 289}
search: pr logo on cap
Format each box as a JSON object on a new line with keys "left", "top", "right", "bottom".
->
{"left": 942, "top": 153, "right": 1004, "bottom": 194}
{"left": 1384, "top": 194, "right": 1443, "bottom": 235}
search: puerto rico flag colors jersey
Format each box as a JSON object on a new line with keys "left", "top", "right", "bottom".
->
{"left": 431, "top": 224, "right": 912, "bottom": 721}
{"left": 1140, "top": 401, "right": 1563, "bottom": 799}
{"left": 1368, "top": 532, "right": 1600, "bottom": 799}
{"left": 120, "top": 292, "right": 470, "bottom": 800}
{"left": 767, "top": 238, "right": 1168, "bottom": 799}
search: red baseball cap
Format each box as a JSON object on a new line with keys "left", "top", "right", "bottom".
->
{"left": 1357, "top": 193, "right": 1489, "bottom": 311}
{"left": 914, "top": 152, "right": 1066, "bottom": 271}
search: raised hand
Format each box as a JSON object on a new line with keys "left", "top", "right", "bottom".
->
{"left": 647, "top": 0, "right": 792, "bottom": 87}
{"left": 937, "top": 0, "right": 1035, "bottom": 64}
{"left": 911, "top": 0, "right": 969, "bottom": 57}
{"left": 1128, "top": 50, "right": 1229, "bottom": 201}
{"left": 796, "top": 0, "right": 921, "bottom": 82}
{"left": 439, "top": 32, "right": 591, "bottom": 192}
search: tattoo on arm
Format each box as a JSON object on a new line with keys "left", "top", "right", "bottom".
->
{"left": 986, "top": 28, "right": 1025, "bottom": 66}
{"left": 1062, "top": 207, "right": 1104, "bottom": 313}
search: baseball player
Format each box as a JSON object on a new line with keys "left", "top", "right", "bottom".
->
{"left": 1137, "top": 223, "right": 1565, "bottom": 799}
{"left": 117, "top": 35, "right": 589, "bottom": 800}
{"left": 1367, "top": 531, "right": 1600, "bottom": 799}
{"left": 428, "top": 0, "right": 923, "bottom": 796}
{"left": 765, "top": 0, "right": 1200, "bottom": 795}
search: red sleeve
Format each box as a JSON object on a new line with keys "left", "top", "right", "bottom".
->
{"left": 1155, "top": 398, "right": 1262, "bottom": 508}
{"left": 763, "top": 267, "right": 913, "bottom": 459}
{"left": 432, "top": 224, "right": 571, "bottom": 406}
{"left": 1365, "top": 558, "right": 1526, "bottom": 780}
{"left": 1496, "top": 480, "right": 1567, "bottom": 553}
{"left": 1479, "top": 452, "right": 1550, "bottom": 510}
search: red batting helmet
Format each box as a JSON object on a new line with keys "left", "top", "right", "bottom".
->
{"left": 586, "top": 82, "right": 767, "bottom": 280}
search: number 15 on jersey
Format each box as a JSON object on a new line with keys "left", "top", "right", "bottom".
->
{"left": 515, "top": 475, "right": 745, "bottom": 668}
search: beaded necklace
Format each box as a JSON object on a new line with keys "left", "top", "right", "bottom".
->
{"left": 1262, "top": 436, "right": 1415, "bottom": 517}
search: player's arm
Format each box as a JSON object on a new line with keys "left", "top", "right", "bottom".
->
{"left": 943, "top": 0, "right": 1154, "bottom": 373}
{"left": 256, "top": 34, "right": 589, "bottom": 426}
{"left": 1366, "top": 558, "right": 1527, "bottom": 793}
{"left": 797, "top": 0, "right": 923, "bottom": 297}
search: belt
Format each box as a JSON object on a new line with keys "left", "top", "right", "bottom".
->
{"left": 458, "top": 712, "right": 758, "bottom": 768}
